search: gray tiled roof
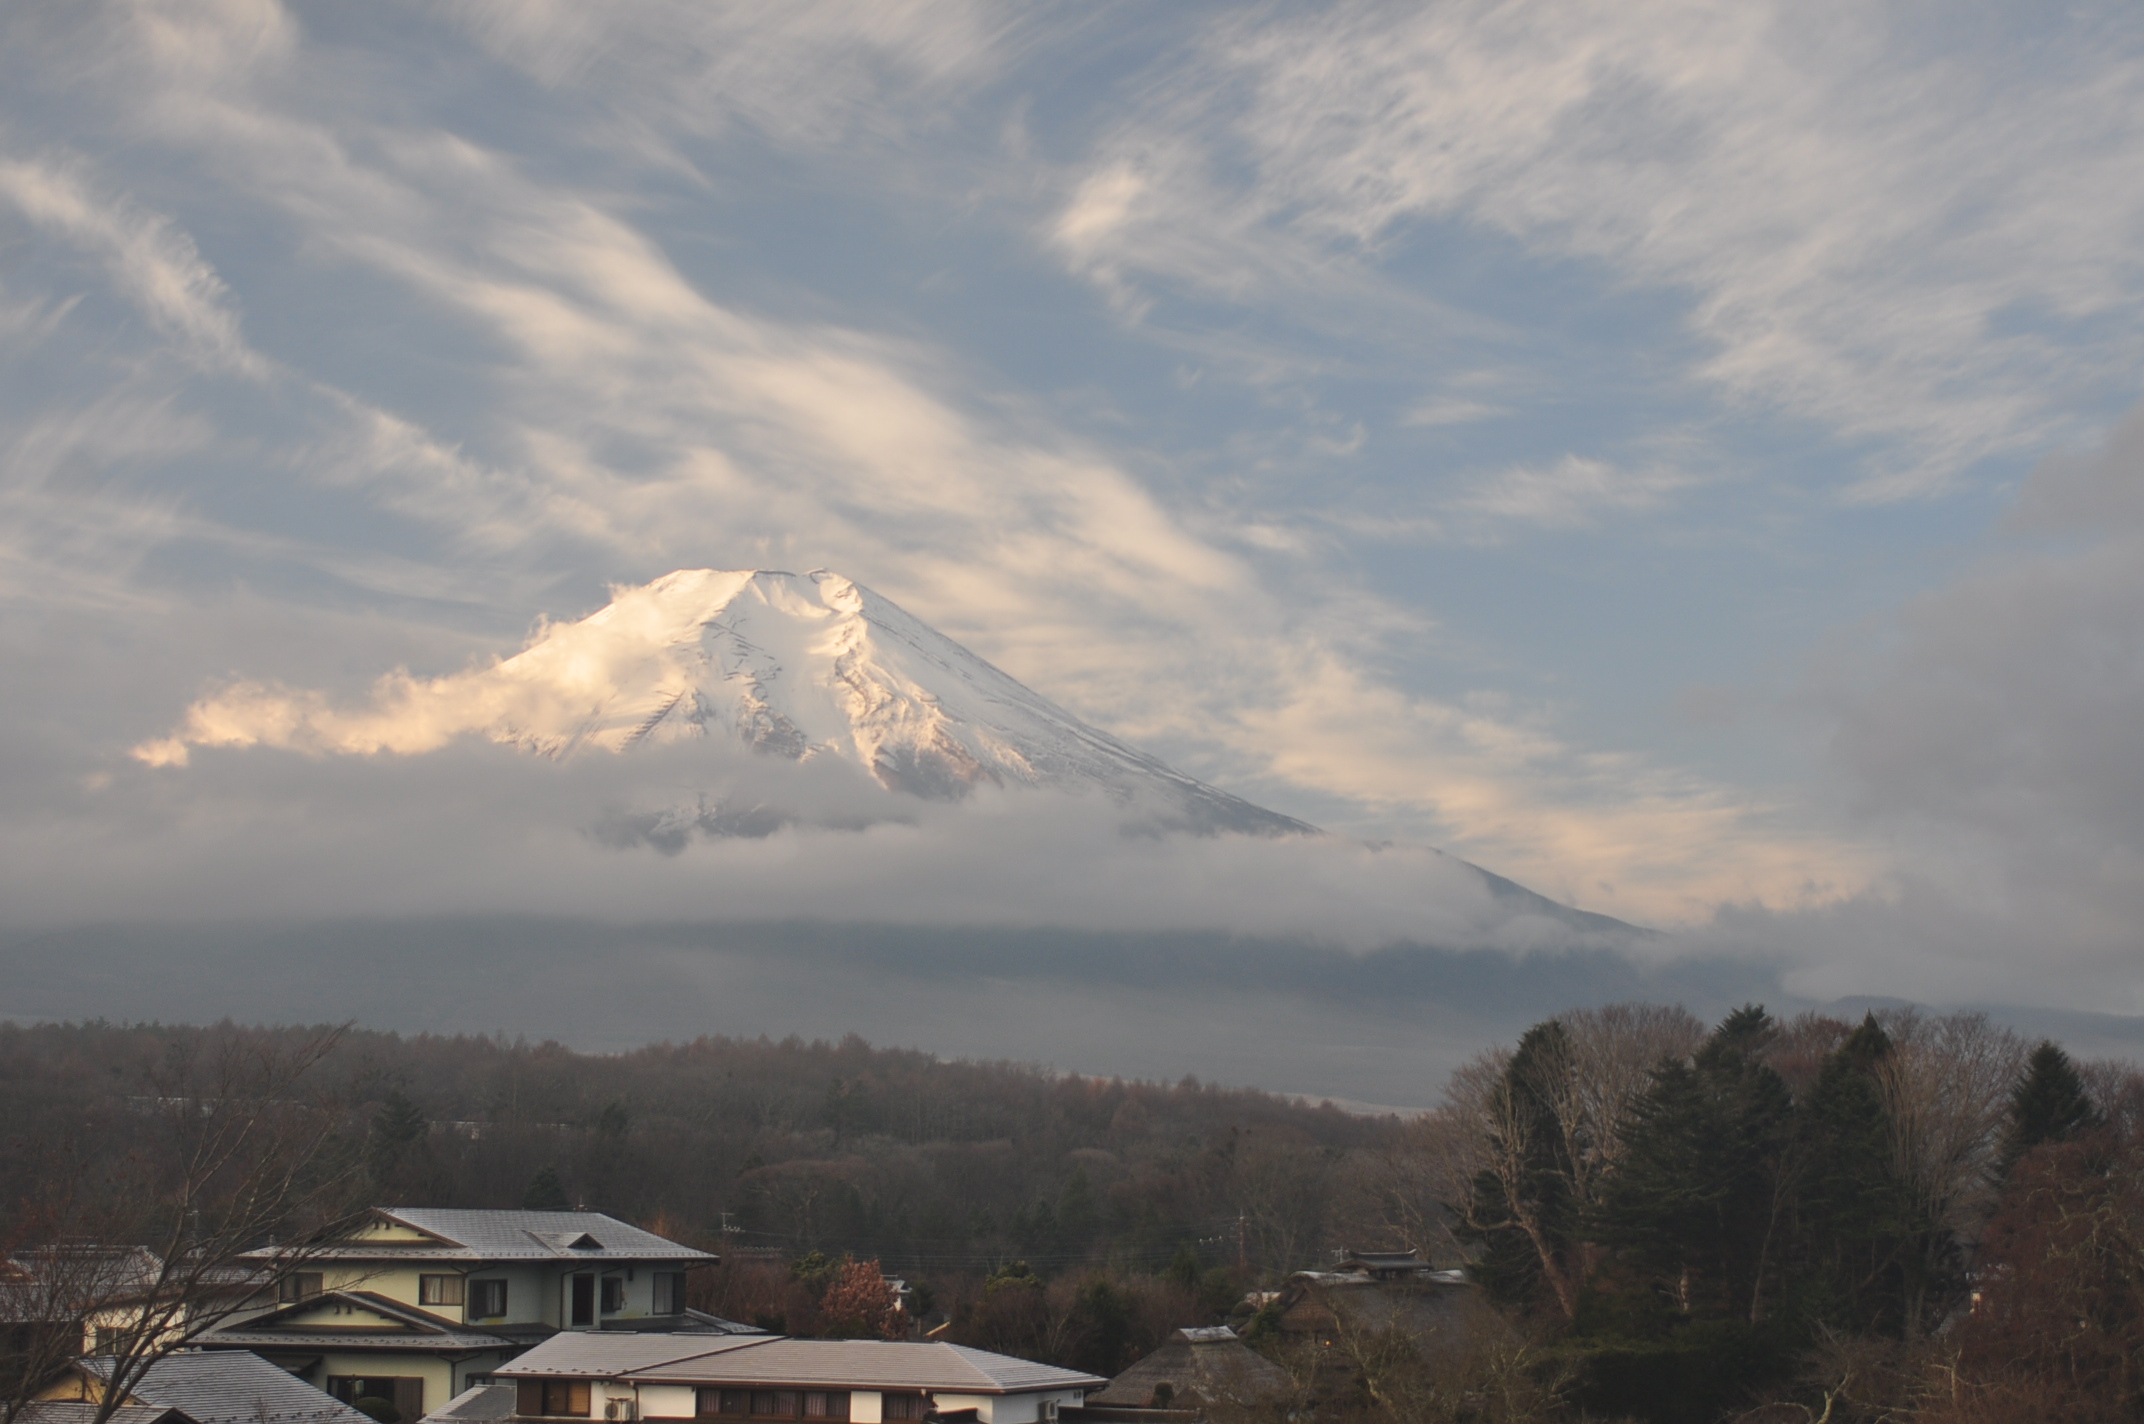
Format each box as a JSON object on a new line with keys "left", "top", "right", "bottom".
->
{"left": 499, "top": 1335, "right": 770, "bottom": 1377}
{"left": 355, "top": 1211, "right": 715, "bottom": 1263}
{"left": 643, "top": 1340, "right": 1105, "bottom": 1393}
{"left": 82, "top": 1351, "right": 375, "bottom": 1424}
{"left": 19, "top": 1404, "right": 192, "bottom": 1424}
{"left": 419, "top": 1385, "right": 518, "bottom": 1424}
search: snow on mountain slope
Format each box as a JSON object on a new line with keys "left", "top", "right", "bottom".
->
{"left": 130, "top": 566, "right": 1646, "bottom": 938}
{"left": 459, "top": 567, "right": 1314, "bottom": 835}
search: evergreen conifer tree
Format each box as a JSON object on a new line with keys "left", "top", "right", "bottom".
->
{"left": 2002, "top": 1040, "right": 2101, "bottom": 1171}
{"left": 366, "top": 1089, "right": 430, "bottom": 1191}
{"left": 1591, "top": 1006, "right": 1794, "bottom": 1323}
{"left": 522, "top": 1165, "right": 572, "bottom": 1210}
{"left": 1797, "top": 1014, "right": 1911, "bottom": 1333}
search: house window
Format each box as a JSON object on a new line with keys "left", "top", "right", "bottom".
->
{"left": 517, "top": 1381, "right": 593, "bottom": 1418}
{"left": 696, "top": 1390, "right": 845, "bottom": 1421}
{"left": 278, "top": 1273, "right": 324, "bottom": 1303}
{"left": 600, "top": 1277, "right": 626, "bottom": 1313}
{"left": 328, "top": 1377, "right": 424, "bottom": 1419}
{"left": 653, "top": 1272, "right": 686, "bottom": 1315}
{"left": 419, "top": 1274, "right": 465, "bottom": 1307}
{"left": 469, "top": 1279, "right": 509, "bottom": 1319}
{"left": 881, "top": 1397, "right": 923, "bottom": 1422}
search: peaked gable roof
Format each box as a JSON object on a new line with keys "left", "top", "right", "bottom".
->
{"left": 1087, "top": 1329, "right": 1290, "bottom": 1408}
{"left": 272, "top": 1211, "right": 714, "bottom": 1264}
{"left": 197, "top": 1292, "right": 512, "bottom": 1352}
{"left": 80, "top": 1352, "right": 374, "bottom": 1424}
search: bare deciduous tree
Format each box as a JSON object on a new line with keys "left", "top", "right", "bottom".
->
{"left": 1231, "top": 1131, "right": 1337, "bottom": 1279}
{"left": 1426, "top": 1005, "right": 1704, "bottom": 1317}
{"left": 1, "top": 1026, "right": 364, "bottom": 1424}
{"left": 1541, "top": 1004, "right": 1707, "bottom": 1204}
{"left": 1871, "top": 1010, "right": 2025, "bottom": 1335}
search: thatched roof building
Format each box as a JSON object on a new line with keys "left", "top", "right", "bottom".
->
{"left": 1087, "top": 1328, "right": 1289, "bottom": 1410}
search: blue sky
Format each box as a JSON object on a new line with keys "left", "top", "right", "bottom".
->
{"left": 4, "top": 0, "right": 2144, "bottom": 1031}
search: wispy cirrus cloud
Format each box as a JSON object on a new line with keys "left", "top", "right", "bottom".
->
{"left": 1055, "top": 0, "right": 2144, "bottom": 496}
{"left": 0, "top": 154, "right": 266, "bottom": 377}
{"left": 0, "top": 0, "right": 1947, "bottom": 942}
{"left": 1452, "top": 454, "right": 1702, "bottom": 530}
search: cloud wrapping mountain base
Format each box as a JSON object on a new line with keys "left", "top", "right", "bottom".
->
{"left": 12, "top": 733, "right": 1639, "bottom": 954}
{"left": 0, "top": 917, "right": 1766, "bottom": 1104}
{"left": 94, "top": 565, "right": 1636, "bottom": 950}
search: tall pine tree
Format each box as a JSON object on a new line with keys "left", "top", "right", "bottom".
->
{"left": 2001, "top": 1040, "right": 2101, "bottom": 1172}
{"left": 1796, "top": 1014, "right": 1913, "bottom": 1334}
{"left": 1591, "top": 1006, "right": 1794, "bottom": 1324}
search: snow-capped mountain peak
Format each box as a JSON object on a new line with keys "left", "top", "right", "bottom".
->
{"left": 479, "top": 567, "right": 1311, "bottom": 834}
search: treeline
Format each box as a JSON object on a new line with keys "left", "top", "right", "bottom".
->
{"left": 8, "top": 1008, "right": 2141, "bottom": 1423}
{"left": 0, "top": 1020, "right": 1401, "bottom": 1279}
{"left": 1418, "top": 1003, "right": 2144, "bottom": 1423}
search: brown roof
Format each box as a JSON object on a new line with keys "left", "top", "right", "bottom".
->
{"left": 501, "top": 1335, "right": 1104, "bottom": 1396}
{"left": 1087, "top": 1330, "right": 1289, "bottom": 1409}
{"left": 1274, "top": 1277, "right": 1473, "bottom": 1341}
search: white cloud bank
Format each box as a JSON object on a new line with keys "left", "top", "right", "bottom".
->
{"left": 1709, "top": 405, "right": 2144, "bottom": 1009}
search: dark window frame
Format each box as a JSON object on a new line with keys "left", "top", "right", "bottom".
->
{"left": 278, "top": 1272, "right": 325, "bottom": 1304}
{"left": 328, "top": 1376, "right": 425, "bottom": 1419}
{"left": 695, "top": 1389, "right": 846, "bottom": 1421}
{"left": 517, "top": 1380, "right": 593, "bottom": 1418}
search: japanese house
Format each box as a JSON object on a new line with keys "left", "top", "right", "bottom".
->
{"left": 193, "top": 1210, "right": 718, "bottom": 1417}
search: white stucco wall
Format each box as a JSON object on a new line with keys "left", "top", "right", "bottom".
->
{"left": 634, "top": 1384, "right": 699, "bottom": 1419}
{"left": 316, "top": 1349, "right": 456, "bottom": 1414}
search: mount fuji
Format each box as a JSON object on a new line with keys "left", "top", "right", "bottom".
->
{"left": 425, "top": 567, "right": 1312, "bottom": 836}
{"left": 137, "top": 566, "right": 1637, "bottom": 937}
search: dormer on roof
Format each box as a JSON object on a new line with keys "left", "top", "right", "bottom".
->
{"left": 529, "top": 1232, "right": 603, "bottom": 1253}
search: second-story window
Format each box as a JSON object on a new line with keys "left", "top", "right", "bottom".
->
{"left": 600, "top": 1276, "right": 626, "bottom": 1313}
{"left": 469, "top": 1279, "right": 509, "bottom": 1319}
{"left": 419, "top": 1275, "right": 464, "bottom": 1307}
{"left": 278, "top": 1273, "right": 324, "bottom": 1304}
{"left": 653, "top": 1273, "right": 686, "bottom": 1314}
{"left": 880, "top": 1396, "right": 923, "bottom": 1422}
